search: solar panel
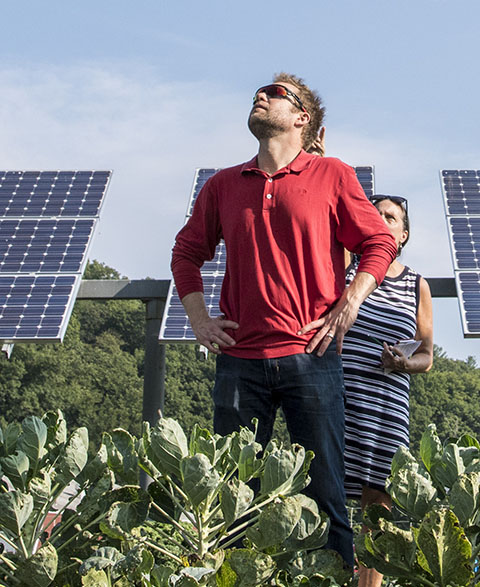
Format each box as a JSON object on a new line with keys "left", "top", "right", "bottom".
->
{"left": 441, "top": 169, "right": 480, "bottom": 336}
{"left": 0, "top": 170, "right": 109, "bottom": 217}
{"left": 0, "top": 171, "right": 111, "bottom": 342}
{"left": 456, "top": 272, "right": 480, "bottom": 336}
{"left": 160, "top": 165, "right": 375, "bottom": 342}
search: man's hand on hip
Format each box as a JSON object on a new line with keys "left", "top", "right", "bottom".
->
{"left": 181, "top": 291, "right": 239, "bottom": 355}
{"left": 191, "top": 314, "right": 239, "bottom": 355}
{"left": 298, "top": 271, "right": 377, "bottom": 356}
{"left": 298, "top": 297, "right": 361, "bottom": 356}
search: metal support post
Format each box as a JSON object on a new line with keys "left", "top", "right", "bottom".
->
{"left": 141, "top": 298, "right": 166, "bottom": 489}
{"left": 142, "top": 298, "right": 166, "bottom": 426}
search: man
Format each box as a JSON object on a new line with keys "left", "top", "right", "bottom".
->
{"left": 171, "top": 73, "right": 397, "bottom": 566}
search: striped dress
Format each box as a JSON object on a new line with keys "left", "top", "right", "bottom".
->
{"left": 342, "top": 262, "right": 420, "bottom": 499}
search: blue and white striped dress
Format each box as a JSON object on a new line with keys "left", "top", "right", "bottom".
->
{"left": 342, "top": 262, "right": 420, "bottom": 499}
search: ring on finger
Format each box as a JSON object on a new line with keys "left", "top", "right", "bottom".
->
{"left": 326, "top": 332, "right": 334, "bottom": 339}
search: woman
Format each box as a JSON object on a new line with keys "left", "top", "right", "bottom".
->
{"left": 342, "top": 195, "right": 434, "bottom": 587}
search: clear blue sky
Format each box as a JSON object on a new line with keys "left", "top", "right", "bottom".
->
{"left": 0, "top": 0, "right": 479, "bottom": 361}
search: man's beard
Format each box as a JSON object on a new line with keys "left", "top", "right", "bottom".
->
{"left": 248, "top": 110, "right": 288, "bottom": 140}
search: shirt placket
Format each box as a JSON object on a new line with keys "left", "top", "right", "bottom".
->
{"left": 263, "top": 176, "right": 275, "bottom": 210}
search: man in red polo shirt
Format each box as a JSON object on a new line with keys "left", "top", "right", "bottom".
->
{"left": 171, "top": 73, "right": 397, "bottom": 567}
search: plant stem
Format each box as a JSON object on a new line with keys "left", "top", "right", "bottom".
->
{"left": 47, "top": 509, "right": 81, "bottom": 544}
{"left": 0, "top": 531, "right": 18, "bottom": 552}
{"left": 165, "top": 476, "right": 190, "bottom": 503}
{"left": 149, "top": 503, "right": 197, "bottom": 544}
{"left": 144, "top": 520, "right": 193, "bottom": 552}
{"left": 216, "top": 513, "right": 261, "bottom": 550}
{"left": 56, "top": 561, "right": 80, "bottom": 576}
{"left": 41, "top": 480, "right": 86, "bottom": 539}
{"left": 154, "top": 477, "right": 195, "bottom": 525}
{"left": 18, "top": 534, "right": 29, "bottom": 559}
{"left": 143, "top": 539, "right": 183, "bottom": 565}
{"left": 195, "top": 510, "right": 204, "bottom": 557}
{"left": 205, "top": 520, "right": 226, "bottom": 539}
{"left": 232, "top": 491, "right": 278, "bottom": 524}
{"left": 203, "top": 502, "right": 223, "bottom": 528}
{"left": 48, "top": 503, "right": 87, "bottom": 545}
{"left": 0, "top": 562, "right": 20, "bottom": 585}
{"left": 0, "top": 553, "right": 17, "bottom": 571}
{"left": 203, "top": 466, "right": 238, "bottom": 515}
{"left": 56, "top": 512, "right": 105, "bottom": 554}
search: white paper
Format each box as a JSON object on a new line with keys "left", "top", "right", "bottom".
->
{"left": 384, "top": 338, "right": 422, "bottom": 373}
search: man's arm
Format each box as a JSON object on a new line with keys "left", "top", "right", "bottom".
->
{"left": 182, "top": 291, "right": 239, "bottom": 355}
{"left": 297, "top": 271, "right": 377, "bottom": 356}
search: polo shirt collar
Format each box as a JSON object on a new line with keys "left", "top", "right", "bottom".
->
{"left": 241, "top": 149, "right": 313, "bottom": 176}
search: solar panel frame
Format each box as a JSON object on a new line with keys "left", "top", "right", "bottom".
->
{"left": 455, "top": 271, "right": 480, "bottom": 338}
{"left": 440, "top": 169, "right": 480, "bottom": 336}
{"left": 0, "top": 170, "right": 111, "bottom": 343}
{"left": 159, "top": 165, "right": 375, "bottom": 342}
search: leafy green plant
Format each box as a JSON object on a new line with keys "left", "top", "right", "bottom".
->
{"left": 0, "top": 411, "right": 351, "bottom": 586}
{"left": 102, "top": 417, "right": 351, "bottom": 586}
{"left": 0, "top": 410, "right": 145, "bottom": 586}
{"left": 357, "top": 424, "right": 480, "bottom": 586}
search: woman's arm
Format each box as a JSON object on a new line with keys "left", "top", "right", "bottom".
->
{"left": 381, "top": 277, "right": 434, "bottom": 373}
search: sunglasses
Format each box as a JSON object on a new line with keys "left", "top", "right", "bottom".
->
{"left": 370, "top": 194, "right": 408, "bottom": 214}
{"left": 253, "top": 84, "right": 308, "bottom": 113}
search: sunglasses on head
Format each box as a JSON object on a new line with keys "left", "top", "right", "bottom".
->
{"left": 253, "top": 84, "right": 308, "bottom": 113}
{"left": 370, "top": 195, "right": 408, "bottom": 214}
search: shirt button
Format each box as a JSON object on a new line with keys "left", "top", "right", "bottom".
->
{"left": 266, "top": 194, "right": 272, "bottom": 199}
{"left": 267, "top": 178, "right": 273, "bottom": 183}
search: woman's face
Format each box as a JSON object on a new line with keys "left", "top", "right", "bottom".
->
{"left": 375, "top": 199, "right": 409, "bottom": 248}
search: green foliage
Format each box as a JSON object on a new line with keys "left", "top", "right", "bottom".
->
{"left": 0, "top": 261, "right": 144, "bottom": 451}
{"left": 410, "top": 346, "right": 480, "bottom": 455}
{"left": 2, "top": 259, "right": 480, "bottom": 584}
{"left": 358, "top": 424, "right": 480, "bottom": 586}
{"left": 134, "top": 417, "right": 347, "bottom": 585}
{"left": 163, "top": 345, "right": 215, "bottom": 432}
{"left": 139, "top": 418, "right": 320, "bottom": 547}
{"left": 0, "top": 410, "right": 144, "bottom": 587}
{"left": 0, "top": 412, "right": 349, "bottom": 586}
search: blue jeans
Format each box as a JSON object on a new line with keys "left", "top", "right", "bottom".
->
{"left": 213, "top": 349, "right": 353, "bottom": 567}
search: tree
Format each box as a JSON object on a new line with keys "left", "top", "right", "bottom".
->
{"left": 0, "top": 261, "right": 145, "bottom": 450}
{"left": 163, "top": 344, "right": 215, "bottom": 431}
{"left": 410, "top": 345, "right": 480, "bottom": 454}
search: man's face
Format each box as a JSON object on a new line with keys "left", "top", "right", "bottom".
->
{"left": 248, "top": 82, "right": 303, "bottom": 140}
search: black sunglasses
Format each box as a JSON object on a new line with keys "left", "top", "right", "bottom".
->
{"left": 370, "top": 194, "right": 408, "bottom": 214}
{"left": 253, "top": 84, "right": 308, "bottom": 113}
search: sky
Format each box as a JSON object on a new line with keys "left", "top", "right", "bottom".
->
{"left": 0, "top": 0, "right": 479, "bottom": 362}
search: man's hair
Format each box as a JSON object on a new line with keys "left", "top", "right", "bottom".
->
{"left": 273, "top": 72, "right": 325, "bottom": 150}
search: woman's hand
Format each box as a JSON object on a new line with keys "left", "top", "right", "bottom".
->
{"left": 381, "top": 342, "right": 408, "bottom": 371}
{"left": 307, "top": 127, "right": 326, "bottom": 156}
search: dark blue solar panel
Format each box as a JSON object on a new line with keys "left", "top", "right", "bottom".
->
{"left": 161, "top": 284, "right": 223, "bottom": 341}
{"left": 441, "top": 170, "right": 480, "bottom": 216}
{"left": 354, "top": 166, "right": 375, "bottom": 199}
{"left": 442, "top": 170, "right": 480, "bottom": 336}
{"left": 456, "top": 272, "right": 480, "bottom": 336}
{"left": 0, "top": 219, "right": 94, "bottom": 274}
{"left": 448, "top": 217, "right": 480, "bottom": 270}
{"left": 0, "top": 170, "right": 110, "bottom": 218}
{"left": 160, "top": 165, "right": 375, "bottom": 342}
{"left": 186, "top": 169, "right": 220, "bottom": 217}
{"left": 0, "top": 275, "right": 76, "bottom": 341}
{"left": 0, "top": 170, "right": 111, "bottom": 342}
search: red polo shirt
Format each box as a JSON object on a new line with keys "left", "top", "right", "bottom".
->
{"left": 171, "top": 151, "right": 397, "bottom": 358}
